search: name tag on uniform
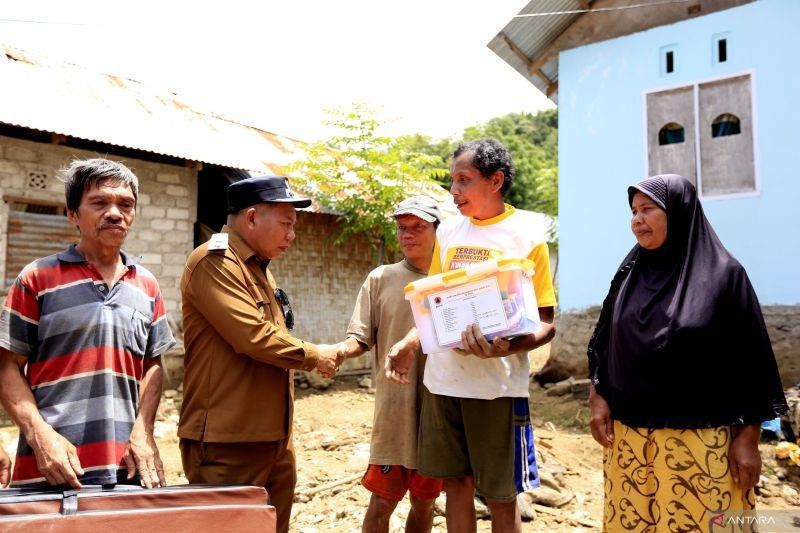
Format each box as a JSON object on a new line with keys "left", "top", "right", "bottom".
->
{"left": 208, "top": 233, "right": 229, "bottom": 251}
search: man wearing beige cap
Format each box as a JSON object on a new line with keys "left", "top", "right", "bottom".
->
{"left": 334, "top": 196, "right": 443, "bottom": 533}
{"left": 178, "top": 175, "right": 340, "bottom": 533}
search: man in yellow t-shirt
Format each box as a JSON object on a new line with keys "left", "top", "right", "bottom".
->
{"left": 387, "top": 138, "right": 556, "bottom": 533}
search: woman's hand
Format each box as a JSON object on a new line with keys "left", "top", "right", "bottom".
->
{"left": 729, "top": 424, "right": 762, "bottom": 489}
{"left": 589, "top": 386, "right": 615, "bottom": 448}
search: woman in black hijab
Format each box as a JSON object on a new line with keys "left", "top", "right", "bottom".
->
{"left": 587, "top": 174, "right": 787, "bottom": 531}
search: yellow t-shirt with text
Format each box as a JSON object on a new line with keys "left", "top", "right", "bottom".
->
{"left": 424, "top": 205, "right": 556, "bottom": 399}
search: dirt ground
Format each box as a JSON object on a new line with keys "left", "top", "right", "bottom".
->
{"left": 287, "top": 376, "right": 606, "bottom": 532}
{"left": 1, "top": 374, "right": 798, "bottom": 532}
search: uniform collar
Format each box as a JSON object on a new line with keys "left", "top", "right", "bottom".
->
{"left": 222, "top": 226, "right": 270, "bottom": 268}
{"left": 57, "top": 244, "right": 139, "bottom": 266}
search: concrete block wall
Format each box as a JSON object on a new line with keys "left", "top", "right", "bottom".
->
{"left": 0, "top": 136, "right": 385, "bottom": 388}
{"left": 0, "top": 135, "right": 197, "bottom": 318}
{"left": 551, "top": 306, "right": 800, "bottom": 388}
{"left": 121, "top": 165, "right": 196, "bottom": 316}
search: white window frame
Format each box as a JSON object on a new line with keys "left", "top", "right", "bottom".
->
{"left": 641, "top": 69, "right": 760, "bottom": 201}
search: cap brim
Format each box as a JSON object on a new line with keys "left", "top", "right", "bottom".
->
{"left": 269, "top": 198, "right": 313, "bottom": 208}
{"left": 392, "top": 208, "right": 437, "bottom": 223}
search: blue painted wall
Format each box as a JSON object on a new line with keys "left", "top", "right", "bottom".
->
{"left": 557, "top": 0, "right": 800, "bottom": 310}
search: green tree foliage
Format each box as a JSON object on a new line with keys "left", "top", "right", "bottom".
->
{"left": 289, "top": 103, "right": 444, "bottom": 264}
{"left": 461, "top": 109, "right": 558, "bottom": 218}
{"left": 394, "top": 134, "right": 454, "bottom": 185}
{"left": 397, "top": 109, "right": 558, "bottom": 219}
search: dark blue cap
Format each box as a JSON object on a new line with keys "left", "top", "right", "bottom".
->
{"left": 227, "top": 175, "right": 312, "bottom": 213}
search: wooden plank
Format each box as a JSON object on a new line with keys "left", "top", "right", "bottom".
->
{"left": 501, "top": 34, "right": 559, "bottom": 93}
{"left": 296, "top": 473, "right": 362, "bottom": 497}
{"left": 546, "top": 79, "right": 559, "bottom": 97}
{"left": 3, "top": 194, "right": 65, "bottom": 208}
{"left": 500, "top": 33, "right": 534, "bottom": 72}
{"left": 531, "top": 503, "right": 601, "bottom": 529}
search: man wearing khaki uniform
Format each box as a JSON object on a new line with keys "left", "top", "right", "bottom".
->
{"left": 178, "top": 176, "right": 339, "bottom": 533}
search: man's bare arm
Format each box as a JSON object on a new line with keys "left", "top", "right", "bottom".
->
{"left": 0, "top": 348, "right": 83, "bottom": 487}
{"left": 385, "top": 328, "right": 420, "bottom": 385}
{"left": 122, "top": 355, "right": 165, "bottom": 488}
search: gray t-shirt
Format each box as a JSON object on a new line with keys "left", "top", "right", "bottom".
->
{"left": 346, "top": 259, "right": 427, "bottom": 469}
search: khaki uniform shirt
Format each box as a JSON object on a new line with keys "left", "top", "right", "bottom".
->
{"left": 178, "top": 226, "right": 319, "bottom": 443}
{"left": 346, "top": 260, "right": 426, "bottom": 469}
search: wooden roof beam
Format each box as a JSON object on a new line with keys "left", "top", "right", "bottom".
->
{"left": 533, "top": 70, "right": 558, "bottom": 97}
{"left": 500, "top": 33, "right": 535, "bottom": 72}
{"left": 525, "top": 4, "right": 593, "bottom": 77}
{"left": 500, "top": 33, "right": 558, "bottom": 96}
{"left": 546, "top": 79, "right": 559, "bottom": 97}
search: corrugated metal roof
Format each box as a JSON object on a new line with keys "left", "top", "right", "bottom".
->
{"left": 0, "top": 44, "right": 303, "bottom": 173}
{"left": 489, "top": 0, "right": 754, "bottom": 102}
{"left": 0, "top": 44, "right": 456, "bottom": 217}
{"left": 487, "top": 0, "right": 586, "bottom": 103}
{"left": 5, "top": 210, "right": 77, "bottom": 288}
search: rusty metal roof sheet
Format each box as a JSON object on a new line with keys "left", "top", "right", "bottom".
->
{"left": 0, "top": 44, "right": 303, "bottom": 173}
{"left": 0, "top": 45, "right": 457, "bottom": 217}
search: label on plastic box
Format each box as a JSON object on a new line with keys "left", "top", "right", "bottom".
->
{"left": 428, "top": 277, "right": 509, "bottom": 347}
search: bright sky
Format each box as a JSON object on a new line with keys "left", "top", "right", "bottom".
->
{"left": 0, "top": 1, "right": 554, "bottom": 142}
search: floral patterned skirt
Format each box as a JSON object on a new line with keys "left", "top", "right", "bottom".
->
{"left": 603, "top": 421, "right": 755, "bottom": 532}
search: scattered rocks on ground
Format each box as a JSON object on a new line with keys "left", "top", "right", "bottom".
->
{"left": 304, "top": 371, "right": 334, "bottom": 390}
{"left": 346, "top": 443, "right": 371, "bottom": 472}
{"left": 545, "top": 378, "right": 574, "bottom": 397}
{"left": 474, "top": 497, "right": 490, "bottom": 519}
{"left": 570, "top": 379, "right": 592, "bottom": 400}
{"left": 532, "top": 355, "right": 575, "bottom": 386}
{"left": 524, "top": 487, "right": 574, "bottom": 508}
{"left": 434, "top": 494, "right": 446, "bottom": 516}
{"left": 517, "top": 492, "right": 538, "bottom": 521}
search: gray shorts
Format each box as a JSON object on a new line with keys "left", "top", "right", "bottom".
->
{"left": 417, "top": 387, "right": 539, "bottom": 502}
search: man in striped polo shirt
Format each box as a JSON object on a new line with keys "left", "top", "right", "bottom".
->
{"left": 0, "top": 158, "right": 175, "bottom": 489}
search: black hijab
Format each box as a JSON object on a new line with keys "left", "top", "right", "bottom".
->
{"left": 588, "top": 174, "right": 787, "bottom": 428}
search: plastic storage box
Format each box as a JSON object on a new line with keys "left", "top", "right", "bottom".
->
{"left": 405, "top": 257, "right": 541, "bottom": 354}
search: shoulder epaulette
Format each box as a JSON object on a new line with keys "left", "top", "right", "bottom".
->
{"left": 207, "top": 233, "right": 229, "bottom": 253}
